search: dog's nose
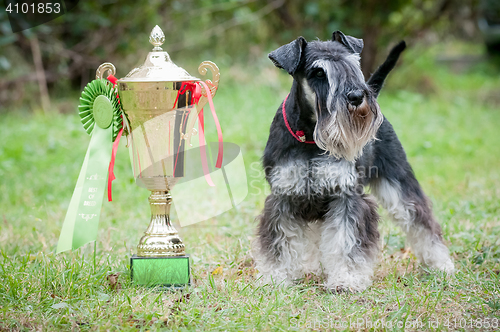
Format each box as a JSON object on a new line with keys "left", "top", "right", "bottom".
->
{"left": 347, "top": 90, "right": 364, "bottom": 107}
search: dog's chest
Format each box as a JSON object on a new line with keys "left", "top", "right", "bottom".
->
{"left": 268, "top": 158, "right": 358, "bottom": 196}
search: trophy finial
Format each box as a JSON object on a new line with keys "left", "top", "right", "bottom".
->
{"left": 149, "top": 25, "right": 165, "bottom": 51}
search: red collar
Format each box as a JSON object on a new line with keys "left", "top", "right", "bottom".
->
{"left": 282, "top": 94, "right": 315, "bottom": 144}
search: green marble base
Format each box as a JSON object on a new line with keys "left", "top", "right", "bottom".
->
{"left": 130, "top": 254, "right": 190, "bottom": 288}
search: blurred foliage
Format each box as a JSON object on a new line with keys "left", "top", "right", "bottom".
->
{"left": 0, "top": 0, "right": 482, "bottom": 110}
{"left": 480, "top": 0, "right": 500, "bottom": 24}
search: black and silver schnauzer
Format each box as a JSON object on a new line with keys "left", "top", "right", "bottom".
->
{"left": 253, "top": 31, "right": 454, "bottom": 292}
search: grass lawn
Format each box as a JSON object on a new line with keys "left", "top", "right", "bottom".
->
{"left": 1, "top": 42, "right": 500, "bottom": 331}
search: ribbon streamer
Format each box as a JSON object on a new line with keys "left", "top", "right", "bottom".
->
{"left": 57, "top": 126, "right": 113, "bottom": 252}
{"left": 107, "top": 122, "right": 124, "bottom": 201}
{"left": 198, "top": 80, "right": 224, "bottom": 169}
{"left": 171, "top": 81, "right": 223, "bottom": 187}
{"left": 105, "top": 75, "right": 123, "bottom": 201}
{"left": 57, "top": 78, "right": 122, "bottom": 253}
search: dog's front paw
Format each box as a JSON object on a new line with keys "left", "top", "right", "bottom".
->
{"left": 415, "top": 241, "right": 455, "bottom": 275}
{"left": 255, "top": 270, "right": 292, "bottom": 287}
{"left": 428, "top": 257, "right": 455, "bottom": 275}
{"left": 324, "top": 273, "right": 372, "bottom": 293}
{"left": 325, "top": 285, "right": 354, "bottom": 294}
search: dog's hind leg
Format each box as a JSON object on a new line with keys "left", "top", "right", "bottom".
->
{"left": 252, "top": 195, "right": 321, "bottom": 285}
{"left": 369, "top": 120, "right": 455, "bottom": 273}
{"left": 320, "top": 193, "right": 380, "bottom": 292}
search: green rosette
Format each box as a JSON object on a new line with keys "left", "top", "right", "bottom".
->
{"left": 57, "top": 78, "right": 122, "bottom": 253}
{"left": 78, "top": 79, "right": 122, "bottom": 141}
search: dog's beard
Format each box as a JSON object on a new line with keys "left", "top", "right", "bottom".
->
{"left": 313, "top": 99, "right": 383, "bottom": 161}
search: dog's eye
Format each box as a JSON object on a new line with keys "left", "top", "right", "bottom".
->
{"left": 314, "top": 69, "right": 325, "bottom": 78}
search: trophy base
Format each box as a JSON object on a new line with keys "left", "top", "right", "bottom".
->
{"left": 130, "top": 254, "right": 190, "bottom": 288}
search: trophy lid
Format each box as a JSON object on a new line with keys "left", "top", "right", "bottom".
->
{"left": 119, "top": 25, "right": 200, "bottom": 83}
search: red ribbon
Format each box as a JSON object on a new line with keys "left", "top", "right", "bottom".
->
{"left": 196, "top": 107, "right": 214, "bottom": 186}
{"left": 106, "top": 74, "right": 118, "bottom": 87}
{"left": 106, "top": 75, "right": 122, "bottom": 201}
{"left": 198, "top": 81, "right": 223, "bottom": 168}
{"left": 172, "top": 81, "right": 223, "bottom": 187}
{"left": 172, "top": 82, "right": 201, "bottom": 108}
{"left": 107, "top": 122, "right": 124, "bottom": 201}
{"left": 172, "top": 82, "right": 203, "bottom": 183}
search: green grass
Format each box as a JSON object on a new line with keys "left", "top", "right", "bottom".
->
{"left": 1, "top": 41, "right": 500, "bottom": 331}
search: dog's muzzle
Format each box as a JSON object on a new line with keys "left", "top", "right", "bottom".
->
{"left": 314, "top": 98, "right": 382, "bottom": 161}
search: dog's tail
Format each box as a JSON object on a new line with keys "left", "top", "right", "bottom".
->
{"left": 367, "top": 41, "right": 406, "bottom": 97}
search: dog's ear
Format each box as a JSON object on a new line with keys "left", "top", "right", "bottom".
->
{"left": 332, "top": 31, "right": 363, "bottom": 54}
{"left": 268, "top": 37, "right": 307, "bottom": 75}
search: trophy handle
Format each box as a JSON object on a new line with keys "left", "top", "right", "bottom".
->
{"left": 182, "top": 61, "right": 220, "bottom": 148}
{"left": 96, "top": 62, "right": 116, "bottom": 80}
{"left": 198, "top": 61, "right": 220, "bottom": 105}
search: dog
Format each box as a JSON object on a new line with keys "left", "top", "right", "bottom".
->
{"left": 252, "top": 31, "right": 454, "bottom": 292}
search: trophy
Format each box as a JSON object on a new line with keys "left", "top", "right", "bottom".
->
{"left": 96, "top": 26, "right": 220, "bottom": 287}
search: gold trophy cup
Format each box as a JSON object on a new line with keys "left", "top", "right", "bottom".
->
{"left": 96, "top": 25, "right": 219, "bottom": 287}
